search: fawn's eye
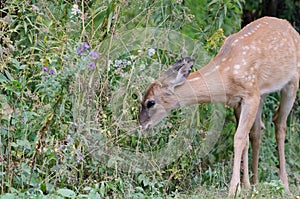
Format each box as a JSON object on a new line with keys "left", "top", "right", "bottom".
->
{"left": 146, "top": 100, "right": 156, "bottom": 109}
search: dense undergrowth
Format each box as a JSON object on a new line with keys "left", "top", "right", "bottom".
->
{"left": 0, "top": 0, "right": 299, "bottom": 198}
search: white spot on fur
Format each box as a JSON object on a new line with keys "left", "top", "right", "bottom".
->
{"left": 242, "top": 59, "right": 247, "bottom": 66}
{"left": 297, "top": 62, "right": 300, "bottom": 67}
{"left": 204, "top": 72, "right": 210, "bottom": 76}
{"left": 279, "top": 42, "right": 284, "bottom": 47}
{"left": 232, "top": 40, "right": 239, "bottom": 46}
{"left": 257, "top": 48, "right": 261, "bottom": 54}
{"left": 242, "top": 51, "right": 247, "bottom": 55}
{"left": 250, "top": 44, "right": 256, "bottom": 50}
{"left": 222, "top": 58, "right": 227, "bottom": 62}
{"left": 234, "top": 64, "right": 241, "bottom": 70}
{"left": 242, "top": 46, "right": 250, "bottom": 50}
{"left": 188, "top": 77, "right": 200, "bottom": 82}
{"left": 233, "top": 70, "right": 239, "bottom": 75}
{"left": 224, "top": 67, "right": 230, "bottom": 72}
{"left": 204, "top": 67, "right": 218, "bottom": 76}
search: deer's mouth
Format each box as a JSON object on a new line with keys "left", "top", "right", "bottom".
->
{"left": 139, "top": 122, "right": 151, "bottom": 131}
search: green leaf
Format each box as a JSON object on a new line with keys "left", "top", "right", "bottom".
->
{"left": 235, "top": 0, "right": 243, "bottom": 10}
{"left": 4, "top": 70, "right": 14, "bottom": 81}
{"left": 19, "top": 65, "right": 27, "bottom": 70}
{"left": 0, "top": 193, "right": 16, "bottom": 199}
{"left": 218, "top": 13, "right": 224, "bottom": 28}
{"left": 57, "top": 188, "right": 76, "bottom": 198}
{"left": 77, "top": 194, "right": 88, "bottom": 198}
{"left": 0, "top": 73, "right": 8, "bottom": 83}
{"left": 107, "top": 12, "right": 113, "bottom": 34}
{"left": 224, "top": 3, "right": 227, "bottom": 16}
{"left": 40, "top": 183, "right": 47, "bottom": 193}
{"left": 23, "top": 20, "right": 27, "bottom": 33}
{"left": 105, "top": 182, "right": 115, "bottom": 190}
{"left": 10, "top": 142, "right": 18, "bottom": 148}
{"left": 17, "top": 139, "right": 31, "bottom": 150}
{"left": 208, "top": 0, "right": 219, "bottom": 7}
{"left": 88, "top": 191, "right": 101, "bottom": 199}
{"left": 83, "top": 186, "right": 92, "bottom": 191}
{"left": 100, "top": 182, "right": 106, "bottom": 196}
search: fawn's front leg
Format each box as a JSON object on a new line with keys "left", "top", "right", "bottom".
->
{"left": 229, "top": 95, "right": 260, "bottom": 195}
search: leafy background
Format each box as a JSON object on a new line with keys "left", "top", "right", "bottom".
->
{"left": 0, "top": 0, "right": 299, "bottom": 198}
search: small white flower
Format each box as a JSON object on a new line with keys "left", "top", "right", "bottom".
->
{"left": 122, "top": 60, "right": 128, "bottom": 65}
{"left": 147, "top": 48, "right": 155, "bottom": 57}
{"left": 137, "top": 49, "right": 143, "bottom": 55}
{"left": 114, "top": 59, "right": 122, "bottom": 67}
{"left": 71, "top": 4, "right": 81, "bottom": 17}
{"left": 139, "top": 64, "right": 146, "bottom": 70}
{"left": 129, "top": 55, "right": 136, "bottom": 60}
{"left": 31, "top": 5, "right": 39, "bottom": 11}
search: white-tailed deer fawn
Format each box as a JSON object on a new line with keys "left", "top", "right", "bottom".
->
{"left": 138, "top": 17, "right": 300, "bottom": 195}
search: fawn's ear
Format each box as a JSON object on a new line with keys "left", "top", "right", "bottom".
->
{"left": 159, "top": 57, "right": 194, "bottom": 89}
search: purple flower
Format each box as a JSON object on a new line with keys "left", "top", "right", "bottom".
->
{"left": 77, "top": 42, "right": 90, "bottom": 55}
{"left": 77, "top": 47, "right": 84, "bottom": 55}
{"left": 83, "top": 42, "right": 90, "bottom": 50}
{"left": 89, "top": 62, "right": 95, "bottom": 69}
{"left": 49, "top": 69, "right": 55, "bottom": 74}
{"left": 42, "top": 66, "right": 48, "bottom": 71}
{"left": 89, "top": 51, "right": 99, "bottom": 59}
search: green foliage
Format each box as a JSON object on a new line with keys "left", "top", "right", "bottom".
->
{"left": 0, "top": 0, "right": 299, "bottom": 198}
{"left": 181, "top": 0, "right": 243, "bottom": 36}
{"left": 243, "top": 0, "right": 300, "bottom": 31}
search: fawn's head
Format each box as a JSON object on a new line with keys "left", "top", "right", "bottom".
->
{"left": 138, "top": 57, "right": 194, "bottom": 130}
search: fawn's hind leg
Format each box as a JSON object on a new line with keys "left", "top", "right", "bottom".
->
{"left": 273, "top": 77, "right": 299, "bottom": 191}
